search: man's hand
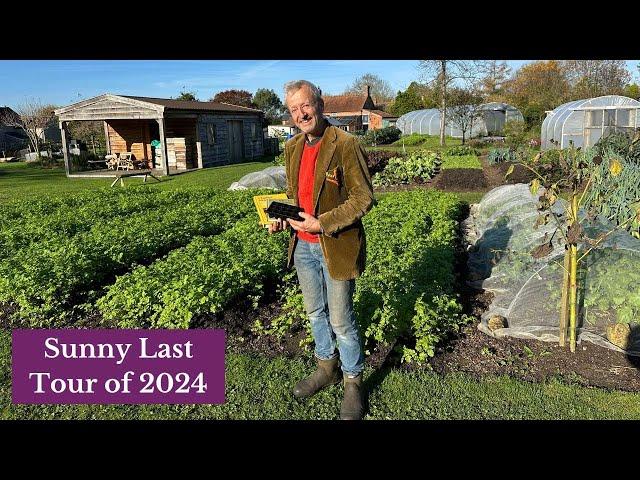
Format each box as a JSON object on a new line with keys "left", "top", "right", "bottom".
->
{"left": 268, "top": 218, "right": 289, "bottom": 234}
{"left": 288, "top": 212, "right": 322, "bottom": 234}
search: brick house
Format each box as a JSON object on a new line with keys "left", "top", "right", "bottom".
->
{"left": 322, "top": 86, "right": 398, "bottom": 132}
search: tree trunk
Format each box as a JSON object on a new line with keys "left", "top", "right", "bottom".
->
{"left": 440, "top": 61, "right": 446, "bottom": 147}
{"left": 33, "top": 137, "right": 41, "bottom": 162}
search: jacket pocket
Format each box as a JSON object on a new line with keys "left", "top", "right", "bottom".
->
{"left": 325, "top": 166, "right": 342, "bottom": 188}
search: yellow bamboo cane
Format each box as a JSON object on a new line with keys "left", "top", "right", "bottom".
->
{"left": 559, "top": 248, "right": 570, "bottom": 347}
{"left": 569, "top": 194, "right": 579, "bottom": 353}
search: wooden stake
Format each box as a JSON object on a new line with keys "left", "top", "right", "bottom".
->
{"left": 559, "top": 248, "right": 570, "bottom": 347}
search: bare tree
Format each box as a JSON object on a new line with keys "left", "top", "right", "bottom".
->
{"left": 68, "top": 121, "right": 105, "bottom": 155}
{"left": 561, "top": 60, "right": 631, "bottom": 99}
{"left": 480, "top": 60, "right": 512, "bottom": 101}
{"left": 0, "top": 98, "right": 56, "bottom": 160}
{"left": 419, "top": 60, "right": 489, "bottom": 146}
{"left": 446, "top": 87, "right": 484, "bottom": 144}
{"left": 344, "top": 73, "right": 394, "bottom": 105}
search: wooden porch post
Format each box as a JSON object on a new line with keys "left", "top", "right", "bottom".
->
{"left": 196, "top": 141, "right": 203, "bottom": 169}
{"left": 60, "top": 121, "right": 71, "bottom": 177}
{"left": 103, "top": 121, "right": 111, "bottom": 154}
{"left": 157, "top": 117, "right": 169, "bottom": 176}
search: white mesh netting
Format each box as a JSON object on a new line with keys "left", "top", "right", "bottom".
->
{"left": 465, "top": 184, "right": 640, "bottom": 354}
{"left": 228, "top": 166, "right": 286, "bottom": 191}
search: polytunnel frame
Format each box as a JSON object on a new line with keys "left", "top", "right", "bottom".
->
{"left": 397, "top": 103, "right": 524, "bottom": 138}
{"left": 575, "top": 104, "right": 640, "bottom": 149}
{"left": 542, "top": 96, "right": 640, "bottom": 150}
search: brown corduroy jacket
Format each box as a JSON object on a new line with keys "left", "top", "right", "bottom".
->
{"left": 284, "top": 125, "right": 374, "bottom": 280}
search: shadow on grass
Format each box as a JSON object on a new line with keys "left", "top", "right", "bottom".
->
{"left": 363, "top": 339, "right": 400, "bottom": 417}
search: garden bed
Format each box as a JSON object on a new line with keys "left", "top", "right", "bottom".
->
{"left": 372, "top": 154, "right": 537, "bottom": 195}
{"left": 481, "top": 156, "right": 537, "bottom": 186}
{"left": 431, "top": 168, "right": 487, "bottom": 191}
{"left": 428, "top": 318, "right": 640, "bottom": 393}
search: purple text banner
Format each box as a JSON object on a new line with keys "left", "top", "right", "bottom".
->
{"left": 12, "top": 329, "right": 225, "bottom": 404}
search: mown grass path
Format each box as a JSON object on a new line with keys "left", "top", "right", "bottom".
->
{"left": 2, "top": 331, "right": 640, "bottom": 420}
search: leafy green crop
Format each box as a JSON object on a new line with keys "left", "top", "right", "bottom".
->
{"left": 441, "top": 154, "right": 482, "bottom": 170}
{"left": 98, "top": 216, "right": 289, "bottom": 328}
{"left": 0, "top": 188, "right": 219, "bottom": 260}
{"left": 0, "top": 189, "right": 262, "bottom": 323}
{"left": 487, "top": 147, "right": 517, "bottom": 165}
{"left": 445, "top": 145, "right": 480, "bottom": 156}
{"left": 356, "top": 189, "right": 470, "bottom": 362}
{"left": 372, "top": 150, "right": 441, "bottom": 186}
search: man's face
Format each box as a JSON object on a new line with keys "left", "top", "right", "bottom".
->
{"left": 286, "top": 86, "right": 323, "bottom": 136}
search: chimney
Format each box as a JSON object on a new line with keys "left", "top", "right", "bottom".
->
{"left": 366, "top": 85, "right": 371, "bottom": 98}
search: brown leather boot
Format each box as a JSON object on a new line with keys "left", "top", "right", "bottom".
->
{"left": 340, "top": 373, "right": 364, "bottom": 420}
{"left": 293, "top": 356, "right": 341, "bottom": 400}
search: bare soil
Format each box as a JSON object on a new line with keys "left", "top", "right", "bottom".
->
{"left": 431, "top": 168, "right": 488, "bottom": 191}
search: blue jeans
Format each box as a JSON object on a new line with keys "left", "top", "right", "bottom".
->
{"left": 293, "top": 238, "right": 364, "bottom": 377}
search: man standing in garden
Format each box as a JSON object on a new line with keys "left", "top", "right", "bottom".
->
{"left": 268, "top": 80, "right": 374, "bottom": 420}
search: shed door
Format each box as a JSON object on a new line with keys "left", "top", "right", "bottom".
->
{"left": 228, "top": 120, "right": 244, "bottom": 163}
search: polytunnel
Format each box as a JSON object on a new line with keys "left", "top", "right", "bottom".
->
{"left": 396, "top": 103, "right": 524, "bottom": 138}
{"left": 541, "top": 95, "right": 640, "bottom": 150}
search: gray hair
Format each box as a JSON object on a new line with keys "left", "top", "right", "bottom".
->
{"left": 284, "top": 80, "right": 324, "bottom": 110}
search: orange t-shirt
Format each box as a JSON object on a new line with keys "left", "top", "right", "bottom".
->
{"left": 297, "top": 140, "right": 322, "bottom": 243}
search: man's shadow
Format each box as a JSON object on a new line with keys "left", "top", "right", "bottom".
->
{"left": 467, "top": 216, "right": 513, "bottom": 285}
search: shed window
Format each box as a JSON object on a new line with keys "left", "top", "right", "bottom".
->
{"left": 206, "top": 124, "right": 216, "bottom": 145}
{"left": 251, "top": 123, "right": 256, "bottom": 139}
{"left": 362, "top": 115, "right": 369, "bottom": 124}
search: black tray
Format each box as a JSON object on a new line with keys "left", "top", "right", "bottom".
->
{"left": 265, "top": 201, "right": 305, "bottom": 221}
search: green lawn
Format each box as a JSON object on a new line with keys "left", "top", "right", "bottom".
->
{"left": 0, "top": 157, "right": 276, "bottom": 204}
{"left": 2, "top": 329, "right": 639, "bottom": 419}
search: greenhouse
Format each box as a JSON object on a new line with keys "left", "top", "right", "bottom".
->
{"left": 541, "top": 95, "right": 640, "bottom": 150}
{"left": 396, "top": 102, "right": 524, "bottom": 138}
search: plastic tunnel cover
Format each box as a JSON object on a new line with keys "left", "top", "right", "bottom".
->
{"left": 228, "top": 166, "right": 287, "bottom": 191}
{"left": 466, "top": 184, "right": 640, "bottom": 355}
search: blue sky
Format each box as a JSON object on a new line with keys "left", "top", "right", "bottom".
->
{"left": 1, "top": 60, "right": 638, "bottom": 110}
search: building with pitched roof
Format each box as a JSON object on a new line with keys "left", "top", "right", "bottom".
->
{"left": 322, "top": 86, "right": 397, "bottom": 132}
{"left": 54, "top": 94, "right": 265, "bottom": 176}
{"left": 0, "top": 106, "right": 29, "bottom": 154}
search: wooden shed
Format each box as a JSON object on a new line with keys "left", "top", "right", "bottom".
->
{"left": 54, "top": 94, "right": 265, "bottom": 176}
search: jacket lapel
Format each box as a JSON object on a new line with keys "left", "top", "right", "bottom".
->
{"left": 312, "top": 126, "right": 337, "bottom": 212}
{"left": 289, "top": 134, "right": 306, "bottom": 204}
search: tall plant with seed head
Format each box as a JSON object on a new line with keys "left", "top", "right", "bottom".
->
{"left": 507, "top": 142, "right": 639, "bottom": 352}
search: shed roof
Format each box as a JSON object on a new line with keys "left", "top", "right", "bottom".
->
{"left": 121, "top": 95, "right": 263, "bottom": 113}
{"left": 325, "top": 116, "right": 347, "bottom": 126}
{"left": 54, "top": 93, "right": 264, "bottom": 120}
